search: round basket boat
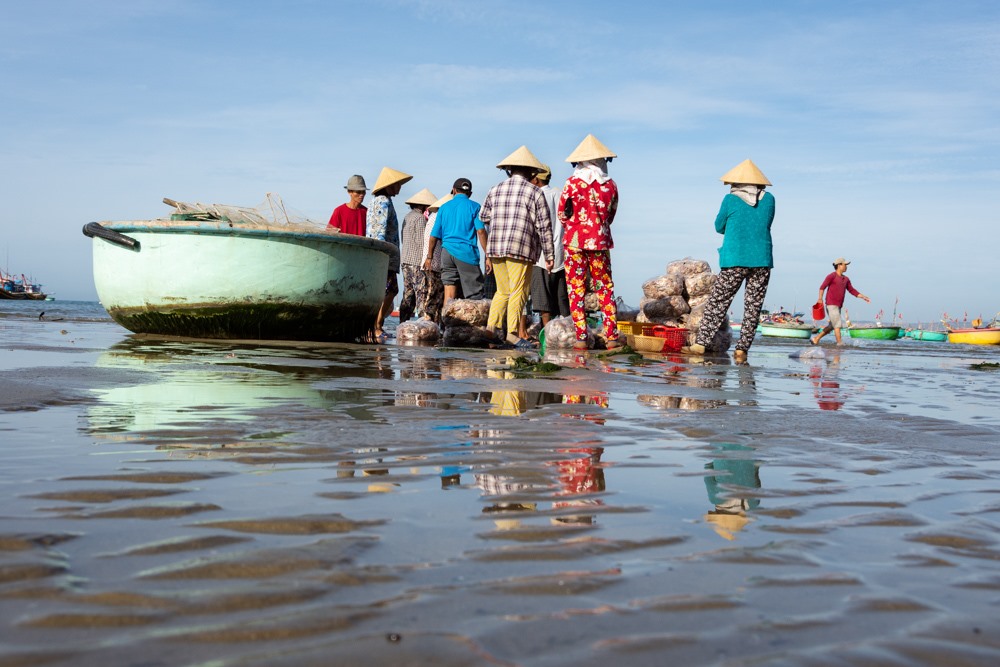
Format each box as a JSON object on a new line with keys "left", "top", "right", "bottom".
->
{"left": 848, "top": 326, "right": 902, "bottom": 340}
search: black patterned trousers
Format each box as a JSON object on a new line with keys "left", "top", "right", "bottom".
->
{"left": 398, "top": 264, "right": 429, "bottom": 323}
{"left": 696, "top": 267, "right": 771, "bottom": 352}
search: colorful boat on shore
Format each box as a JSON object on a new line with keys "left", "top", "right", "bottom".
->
{"left": 758, "top": 323, "right": 815, "bottom": 339}
{"left": 905, "top": 329, "right": 948, "bottom": 342}
{"left": 848, "top": 326, "right": 902, "bottom": 340}
{"left": 946, "top": 328, "right": 1000, "bottom": 346}
{"left": 83, "top": 202, "right": 397, "bottom": 342}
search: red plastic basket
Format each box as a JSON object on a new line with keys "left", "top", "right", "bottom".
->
{"left": 651, "top": 326, "right": 688, "bottom": 353}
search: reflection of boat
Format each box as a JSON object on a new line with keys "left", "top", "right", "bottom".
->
{"left": 848, "top": 326, "right": 902, "bottom": 340}
{"left": 83, "top": 202, "right": 397, "bottom": 342}
{"left": 947, "top": 328, "right": 1000, "bottom": 346}
{"left": 905, "top": 329, "right": 948, "bottom": 342}
{"left": 0, "top": 270, "right": 47, "bottom": 300}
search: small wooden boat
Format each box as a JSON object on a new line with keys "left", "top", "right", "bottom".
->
{"left": 848, "top": 326, "right": 902, "bottom": 340}
{"left": 758, "top": 323, "right": 815, "bottom": 339}
{"left": 83, "top": 202, "right": 397, "bottom": 342}
{"left": 947, "top": 328, "right": 1000, "bottom": 346}
{"left": 905, "top": 329, "right": 948, "bottom": 342}
{"left": 0, "top": 270, "right": 47, "bottom": 300}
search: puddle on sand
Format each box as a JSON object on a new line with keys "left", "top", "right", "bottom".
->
{"left": 2, "top": 332, "right": 1000, "bottom": 665}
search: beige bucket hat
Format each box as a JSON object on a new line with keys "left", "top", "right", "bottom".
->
{"left": 430, "top": 193, "right": 453, "bottom": 211}
{"left": 405, "top": 188, "right": 437, "bottom": 207}
{"left": 720, "top": 159, "right": 771, "bottom": 186}
{"left": 565, "top": 134, "right": 617, "bottom": 163}
{"left": 496, "top": 145, "right": 545, "bottom": 171}
{"left": 372, "top": 166, "right": 413, "bottom": 194}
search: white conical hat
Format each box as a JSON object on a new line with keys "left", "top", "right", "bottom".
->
{"left": 720, "top": 159, "right": 771, "bottom": 186}
{"left": 429, "top": 193, "right": 453, "bottom": 211}
{"left": 565, "top": 134, "right": 617, "bottom": 162}
{"left": 496, "top": 145, "right": 545, "bottom": 170}
{"left": 372, "top": 166, "right": 413, "bottom": 194}
{"left": 404, "top": 188, "right": 437, "bottom": 207}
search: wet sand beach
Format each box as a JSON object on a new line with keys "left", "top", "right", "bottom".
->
{"left": 2, "top": 302, "right": 1000, "bottom": 666}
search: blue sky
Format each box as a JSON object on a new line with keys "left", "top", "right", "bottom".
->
{"left": 2, "top": 0, "right": 998, "bottom": 324}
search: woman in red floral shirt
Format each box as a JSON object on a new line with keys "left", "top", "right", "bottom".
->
{"left": 557, "top": 134, "right": 620, "bottom": 350}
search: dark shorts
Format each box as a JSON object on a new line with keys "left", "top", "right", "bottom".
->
{"left": 440, "top": 248, "right": 484, "bottom": 300}
{"left": 530, "top": 266, "right": 570, "bottom": 316}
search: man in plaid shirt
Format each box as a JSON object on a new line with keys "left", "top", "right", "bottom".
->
{"left": 480, "top": 145, "right": 554, "bottom": 349}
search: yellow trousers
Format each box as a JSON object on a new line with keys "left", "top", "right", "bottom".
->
{"left": 487, "top": 257, "right": 532, "bottom": 336}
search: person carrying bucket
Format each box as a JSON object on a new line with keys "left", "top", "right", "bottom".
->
{"left": 811, "top": 258, "right": 871, "bottom": 345}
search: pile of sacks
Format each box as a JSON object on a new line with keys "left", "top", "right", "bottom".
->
{"left": 637, "top": 257, "right": 733, "bottom": 353}
{"left": 395, "top": 318, "right": 440, "bottom": 344}
{"left": 439, "top": 299, "right": 505, "bottom": 348}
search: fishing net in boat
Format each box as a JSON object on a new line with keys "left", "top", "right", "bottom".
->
{"left": 162, "top": 193, "right": 321, "bottom": 228}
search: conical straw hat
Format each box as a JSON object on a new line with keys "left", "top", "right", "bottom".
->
{"left": 404, "top": 188, "right": 437, "bottom": 207}
{"left": 429, "top": 193, "right": 453, "bottom": 211}
{"left": 372, "top": 166, "right": 413, "bottom": 194}
{"left": 565, "top": 134, "right": 617, "bottom": 163}
{"left": 496, "top": 145, "right": 545, "bottom": 170}
{"left": 720, "top": 159, "right": 771, "bottom": 186}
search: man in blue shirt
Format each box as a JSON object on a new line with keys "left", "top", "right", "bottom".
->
{"left": 424, "top": 178, "right": 490, "bottom": 304}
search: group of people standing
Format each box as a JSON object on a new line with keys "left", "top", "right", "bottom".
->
{"left": 329, "top": 146, "right": 869, "bottom": 359}
{"left": 328, "top": 134, "right": 623, "bottom": 350}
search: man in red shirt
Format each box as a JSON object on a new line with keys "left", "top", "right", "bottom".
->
{"left": 811, "top": 257, "right": 871, "bottom": 345}
{"left": 327, "top": 174, "right": 368, "bottom": 236}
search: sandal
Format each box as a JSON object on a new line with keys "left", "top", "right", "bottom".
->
{"left": 513, "top": 338, "right": 537, "bottom": 351}
{"left": 605, "top": 338, "right": 622, "bottom": 350}
{"left": 572, "top": 340, "right": 589, "bottom": 350}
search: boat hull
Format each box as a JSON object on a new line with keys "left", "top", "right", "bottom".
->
{"left": 89, "top": 221, "right": 395, "bottom": 342}
{"left": 848, "top": 326, "right": 902, "bottom": 340}
{"left": 758, "top": 324, "right": 814, "bottom": 338}
{"left": 947, "top": 328, "right": 1000, "bottom": 346}
{"left": 906, "top": 329, "right": 948, "bottom": 342}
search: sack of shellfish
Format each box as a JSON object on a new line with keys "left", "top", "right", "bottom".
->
{"left": 441, "top": 298, "right": 491, "bottom": 328}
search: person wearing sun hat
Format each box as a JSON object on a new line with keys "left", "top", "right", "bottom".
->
{"left": 397, "top": 188, "right": 437, "bottom": 324}
{"left": 811, "top": 257, "right": 871, "bottom": 346}
{"left": 557, "top": 133, "right": 621, "bottom": 350}
{"left": 530, "top": 164, "right": 571, "bottom": 326}
{"left": 327, "top": 174, "right": 368, "bottom": 236}
{"left": 685, "top": 158, "right": 775, "bottom": 362}
{"left": 367, "top": 166, "right": 413, "bottom": 342}
{"left": 479, "top": 145, "right": 555, "bottom": 350}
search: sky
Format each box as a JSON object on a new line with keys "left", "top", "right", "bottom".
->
{"left": 2, "top": 0, "right": 998, "bottom": 324}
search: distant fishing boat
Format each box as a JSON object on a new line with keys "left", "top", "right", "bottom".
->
{"left": 83, "top": 197, "right": 397, "bottom": 342}
{"left": 848, "top": 326, "right": 902, "bottom": 340}
{"left": 946, "top": 328, "right": 1000, "bottom": 346}
{"left": 0, "top": 270, "right": 47, "bottom": 300}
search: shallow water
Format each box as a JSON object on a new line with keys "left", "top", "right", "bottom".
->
{"left": 2, "top": 311, "right": 1000, "bottom": 666}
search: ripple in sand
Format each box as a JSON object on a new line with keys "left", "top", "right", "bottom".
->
{"left": 0, "top": 533, "right": 78, "bottom": 551}
{"left": 631, "top": 593, "right": 743, "bottom": 612}
{"left": 195, "top": 514, "right": 384, "bottom": 535}
{"left": 22, "top": 612, "right": 161, "bottom": 628}
{"left": 139, "top": 536, "right": 378, "bottom": 580}
{"left": 58, "top": 502, "right": 222, "bottom": 519}
{"left": 0, "top": 562, "right": 67, "bottom": 584}
{"left": 485, "top": 568, "right": 622, "bottom": 596}
{"left": 469, "top": 535, "right": 689, "bottom": 562}
{"left": 60, "top": 471, "right": 230, "bottom": 484}
{"left": 27, "top": 488, "right": 184, "bottom": 503}
{"left": 748, "top": 573, "right": 862, "bottom": 587}
{"left": 109, "top": 534, "right": 251, "bottom": 556}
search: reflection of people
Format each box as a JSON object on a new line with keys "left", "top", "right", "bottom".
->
{"left": 328, "top": 174, "right": 368, "bottom": 235}
{"left": 367, "top": 166, "right": 413, "bottom": 343}
{"left": 481, "top": 146, "right": 554, "bottom": 349}
{"left": 425, "top": 178, "right": 489, "bottom": 307}
{"left": 810, "top": 365, "right": 845, "bottom": 411}
{"left": 530, "top": 164, "right": 571, "bottom": 327}
{"left": 687, "top": 159, "right": 775, "bottom": 363}
{"left": 558, "top": 134, "right": 620, "bottom": 351}
{"left": 398, "top": 188, "right": 437, "bottom": 323}
{"left": 704, "top": 443, "right": 761, "bottom": 541}
{"left": 811, "top": 258, "right": 871, "bottom": 346}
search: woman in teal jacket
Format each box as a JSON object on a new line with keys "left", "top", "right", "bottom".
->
{"left": 687, "top": 159, "right": 774, "bottom": 361}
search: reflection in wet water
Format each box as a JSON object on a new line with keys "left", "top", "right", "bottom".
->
{"left": 5, "top": 328, "right": 1000, "bottom": 666}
